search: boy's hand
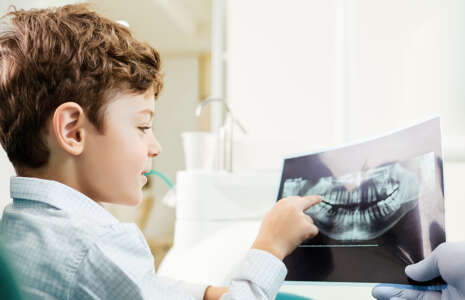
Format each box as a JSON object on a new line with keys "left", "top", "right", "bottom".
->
{"left": 204, "top": 286, "right": 228, "bottom": 300}
{"left": 252, "top": 196, "right": 322, "bottom": 260}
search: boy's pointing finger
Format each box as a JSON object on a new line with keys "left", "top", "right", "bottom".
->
{"left": 299, "top": 195, "right": 322, "bottom": 211}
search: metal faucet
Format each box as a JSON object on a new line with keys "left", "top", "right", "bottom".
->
{"left": 195, "top": 97, "right": 246, "bottom": 172}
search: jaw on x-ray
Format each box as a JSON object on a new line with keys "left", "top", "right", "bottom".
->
{"left": 282, "top": 152, "right": 435, "bottom": 241}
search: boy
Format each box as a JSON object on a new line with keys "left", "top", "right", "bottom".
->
{"left": 0, "top": 4, "right": 321, "bottom": 299}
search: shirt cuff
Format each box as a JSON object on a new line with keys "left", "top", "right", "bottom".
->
{"left": 178, "top": 281, "right": 209, "bottom": 300}
{"left": 233, "top": 249, "right": 287, "bottom": 298}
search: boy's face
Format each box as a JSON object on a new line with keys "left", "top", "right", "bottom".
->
{"left": 78, "top": 90, "right": 161, "bottom": 206}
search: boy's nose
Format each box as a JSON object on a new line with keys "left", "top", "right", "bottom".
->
{"left": 148, "top": 136, "right": 162, "bottom": 157}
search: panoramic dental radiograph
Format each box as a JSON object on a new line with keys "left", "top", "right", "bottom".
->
{"left": 279, "top": 118, "right": 445, "bottom": 284}
{"left": 282, "top": 152, "right": 435, "bottom": 241}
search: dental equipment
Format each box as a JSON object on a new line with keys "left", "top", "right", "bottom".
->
{"left": 144, "top": 169, "right": 176, "bottom": 206}
{"left": 144, "top": 169, "right": 174, "bottom": 189}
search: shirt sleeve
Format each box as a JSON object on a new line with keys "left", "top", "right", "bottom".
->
{"left": 220, "top": 249, "right": 287, "bottom": 300}
{"left": 69, "top": 223, "right": 286, "bottom": 300}
{"left": 157, "top": 276, "right": 209, "bottom": 300}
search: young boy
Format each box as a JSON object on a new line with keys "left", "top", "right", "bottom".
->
{"left": 0, "top": 4, "right": 321, "bottom": 299}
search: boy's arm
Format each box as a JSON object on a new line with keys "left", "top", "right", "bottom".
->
{"left": 157, "top": 277, "right": 209, "bottom": 300}
{"left": 203, "top": 196, "right": 322, "bottom": 300}
{"left": 203, "top": 249, "right": 286, "bottom": 300}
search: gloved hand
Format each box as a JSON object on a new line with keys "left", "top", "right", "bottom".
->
{"left": 372, "top": 241, "right": 465, "bottom": 300}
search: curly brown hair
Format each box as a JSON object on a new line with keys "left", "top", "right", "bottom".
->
{"left": 0, "top": 3, "right": 163, "bottom": 171}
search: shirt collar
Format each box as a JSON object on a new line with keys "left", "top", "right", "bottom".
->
{"left": 10, "top": 176, "right": 119, "bottom": 225}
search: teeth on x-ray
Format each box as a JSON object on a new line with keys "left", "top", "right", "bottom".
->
{"left": 282, "top": 152, "right": 435, "bottom": 241}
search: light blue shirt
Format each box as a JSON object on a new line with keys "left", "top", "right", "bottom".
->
{"left": 1, "top": 176, "right": 287, "bottom": 299}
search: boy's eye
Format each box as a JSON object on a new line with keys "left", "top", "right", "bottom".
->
{"left": 138, "top": 126, "right": 152, "bottom": 133}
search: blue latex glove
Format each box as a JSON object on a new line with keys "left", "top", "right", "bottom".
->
{"left": 372, "top": 241, "right": 465, "bottom": 300}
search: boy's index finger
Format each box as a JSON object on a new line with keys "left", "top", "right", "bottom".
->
{"left": 299, "top": 195, "right": 322, "bottom": 211}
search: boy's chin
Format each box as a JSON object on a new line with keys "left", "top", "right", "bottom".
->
{"left": 126, "top": 192, "right": 143, "bottom": 206}
{"left": 108, "top": 192, "right": 143, "bottom": 206}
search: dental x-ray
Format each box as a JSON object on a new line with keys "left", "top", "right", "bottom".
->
{"left": 277, "top": 117, "right": 445, "bottom": 286}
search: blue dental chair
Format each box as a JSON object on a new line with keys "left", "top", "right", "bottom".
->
{"left": 0, "top": 242, "right": 22, "bottom": 299}
{"left": 276, "top": 292, "right": 312, "bottom": 300}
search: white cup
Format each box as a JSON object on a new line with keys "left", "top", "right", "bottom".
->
{"left": 182, "top": 132, "right": 216, "bottom": 170}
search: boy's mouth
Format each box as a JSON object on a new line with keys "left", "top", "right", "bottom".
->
{"left": 141, "top": 169, "right": 150, "bottom": 186}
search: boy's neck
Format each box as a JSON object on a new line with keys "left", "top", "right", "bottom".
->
{"left": 19, "top": 161, "right": 85, "bottom": 200}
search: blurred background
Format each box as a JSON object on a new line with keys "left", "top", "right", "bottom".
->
{"left": 1, "top": 0, "right": 464, "bottom": 281}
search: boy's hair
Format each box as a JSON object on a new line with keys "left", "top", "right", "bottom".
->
{"left": 0, "top": 3, "right": 163, "bottom": 171}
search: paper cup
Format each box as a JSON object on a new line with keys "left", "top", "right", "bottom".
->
{"left": 182, "top": 132, "right": 216, "bottom": 170}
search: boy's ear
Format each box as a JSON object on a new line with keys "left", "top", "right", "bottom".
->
{"left": 52, "top": 102, "right": 86, "bottom": 156}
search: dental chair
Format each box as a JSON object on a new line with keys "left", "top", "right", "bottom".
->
{"left": 276, "top": 292, "right": 312, "bottom": 300}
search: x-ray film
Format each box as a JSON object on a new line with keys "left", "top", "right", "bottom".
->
{"left": 277, "top": 117, "right": 445, "bottom": 285}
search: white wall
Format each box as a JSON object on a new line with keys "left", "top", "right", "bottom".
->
{"left": 346, "top": 0, "right": 465, "bottom": 144}
{"left": 0, "top": 149, "right": 15, "bottom": 214}
{"left": 227, "top": 0, "right": 340, "bottom": 172}
{"left": 226, "top": 0, "right": 465, "bottom": 241}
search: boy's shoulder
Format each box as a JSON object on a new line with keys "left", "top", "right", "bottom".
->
{"left": 6, "top": 176, "right": 121, "bottom": 239}
{"left": 1, "top": 198, "right": 112, "bottom": 249}
{"left": 1, "top": 193, "right": 148, "bottom": 258}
